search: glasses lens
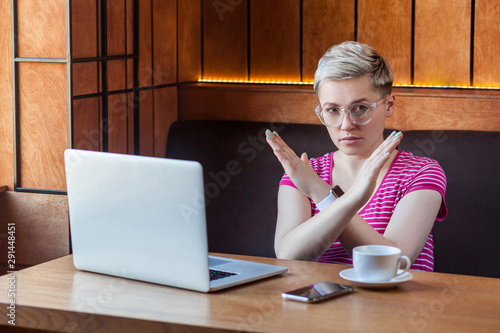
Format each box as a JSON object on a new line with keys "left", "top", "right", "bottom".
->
{"left": 318, "top": 96, "right": 385, "bottom": 127}
{"left": 349, "top": 104, "right": 373, "bottom": 125}
{"left": 321, "top": 109, "right": 342, "bottom": 127}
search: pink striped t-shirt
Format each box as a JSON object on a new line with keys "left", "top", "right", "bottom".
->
{"left": 279, "top": 150, "right": 448, "bottom": 271}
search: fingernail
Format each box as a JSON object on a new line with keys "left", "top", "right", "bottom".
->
{"left": 274, "top": 148, "right": 280, "bottom": 152}
{"left": 273, "top": 131, "right": 279, "bottom": 136}
{"left": 390, "top": 130, "right": 396, "bottom": 137}
{"left": 384, "top": 152, "right": 390, "bottom": 157}
{"left": 393, "top": 131, "right": 402, "bottom": 142}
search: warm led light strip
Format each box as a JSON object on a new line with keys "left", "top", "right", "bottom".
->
{"left": 394, "top": 84, "right": 500, "bottom": 90}
{"left": 198, "top": 78, "right": 500, "bottom": 90}
{"left": 199, "top": 78, "right": 314, "bottom": 85}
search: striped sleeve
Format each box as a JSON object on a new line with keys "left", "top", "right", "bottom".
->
{"left": 401, "top": 155, "right": 448, "bottom": 221}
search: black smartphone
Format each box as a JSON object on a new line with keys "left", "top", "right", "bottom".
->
{"left": 282, "top": 282, "right": 353, "bottom": 303}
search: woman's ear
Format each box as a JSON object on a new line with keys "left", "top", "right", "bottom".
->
{"left": 385, "top": 94, "right": 396, "bottom": 118}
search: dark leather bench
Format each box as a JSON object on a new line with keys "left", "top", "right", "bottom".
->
{"left": 166, "top": 120, "right": 500, "bottom": 278}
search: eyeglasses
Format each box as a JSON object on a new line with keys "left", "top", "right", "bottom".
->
{"left": 315, "top": 94, "right": 390, "bottom": 127}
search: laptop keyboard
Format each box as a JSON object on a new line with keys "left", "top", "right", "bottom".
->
{"left": 210, "top": 269, "right": 237, "bottom": 281}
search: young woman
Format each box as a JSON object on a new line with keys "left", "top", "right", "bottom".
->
{"left": 265, "top": 42, "right": 447, "bottom": 271}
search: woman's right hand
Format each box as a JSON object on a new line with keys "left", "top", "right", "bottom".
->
{"left": 265, "top": 130, "right": 331, "bottom": 203}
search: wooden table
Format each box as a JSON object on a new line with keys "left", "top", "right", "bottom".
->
{"left": 1, "top": 254, "right": 499, "bottom": 332}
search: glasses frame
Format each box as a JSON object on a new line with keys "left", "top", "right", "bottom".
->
{"left": 315, "top": 94, "right": 390, "bottom": 127}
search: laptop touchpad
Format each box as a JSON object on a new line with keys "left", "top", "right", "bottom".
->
{"left": 209, "top": 257, "right": 232, "bottom": 267}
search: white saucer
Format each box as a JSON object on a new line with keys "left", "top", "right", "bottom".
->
{"left": 339, "top": 268, "right": 413, "bottom": 289}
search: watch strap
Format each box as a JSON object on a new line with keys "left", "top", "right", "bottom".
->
{"left": 315, "top": 185, "right": 344, "bottom": 211}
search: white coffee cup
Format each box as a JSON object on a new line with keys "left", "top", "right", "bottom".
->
{"left": 353, "top": 245, "right": 411, "bottom": 282}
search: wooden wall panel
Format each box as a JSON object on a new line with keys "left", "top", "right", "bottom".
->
{"left": 473, "top": 0, "right": 500, "bottom": 87}
{"left": 17, "top": 0, "right": 67, "bottom": 58}
{"left": 139, "top": 90, "right": 154, "bottom": 156}
{"left": 358, "top": 0, "right": 412, "bottom": 85}
{"left": 107, "top": 0, "right": 126, "bottom": 56}
{"left": 73, "top": 97, "right": 101, "bottom": 151}
{"left": 72, "top": 0, "right": 99, "bottom": 58}
{"left": 250, "top": 0, "right": 301, "bottom": 81}
{"left": 154, "top": 87, "right": 177, "bottom": 157}
{"left": 153, "top": 0, "right": 177, "bottom": 85}
{"left": 178, "top": 0, "right": 201, "bottom": 82}
{"left": 414, "top": 0, "right": 471, "bottom": 86}
{"left": 108, "top": 59, "right": 126, "bottom": 92}
{"left": 0, "top": 0, "right": 13, "bottom": 189}
{"left": 73, "top": 62, "right": 99, "bottom": 96}
{"left": 138, "top": 0, "right": 152, "bottom": 87}
{"left": 18, "top": 63, "right": 68, "bottom": 191}
{"left": 127, "top": 0, "right": 134, "bottom": 55}
{"left": 127, "top": 93, "right": 135, "bottom": 153}
{"left": 302, "top": 0, "right": 355, "bottom": 82}
{"left": 203, "top": 0, "right": 248, "bottom": 80}
{"left": 108, "top": 94, "right": 129, "bottom": 154}
{"left": 127, "top": 58, "right": 134, "bottom": 89}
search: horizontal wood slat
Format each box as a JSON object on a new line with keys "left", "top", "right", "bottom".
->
{"left": 179, "top": 84, "right": 500, "bottom": 131}
{"left": 179, "top": 84, "right": 318, "bottom": 124}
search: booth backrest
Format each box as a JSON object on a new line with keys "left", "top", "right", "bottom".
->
{"left": 166, "top": 120, "right": 500, "bottom": 278}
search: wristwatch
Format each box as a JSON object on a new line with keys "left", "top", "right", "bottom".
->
{"left": 331, "top": 185, "right": 344, "bottom": 198}
{"left": 316, "top": 185, "right": 344, "bottom": 211}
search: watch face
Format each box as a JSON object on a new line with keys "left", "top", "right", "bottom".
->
{"left": 332, "top": 185, "right": 344, "bottom": 198}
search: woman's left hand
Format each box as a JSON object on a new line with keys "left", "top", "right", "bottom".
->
{"left": 349, "top": 131, "right": 403, "bottom": 203}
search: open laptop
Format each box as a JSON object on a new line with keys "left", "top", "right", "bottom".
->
{"left": 64, "top": 149, "right": 287, "bottom": 292}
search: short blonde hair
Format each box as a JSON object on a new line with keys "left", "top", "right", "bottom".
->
{"left": 314, "top": 41, "right": 393, "bottom": 95}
